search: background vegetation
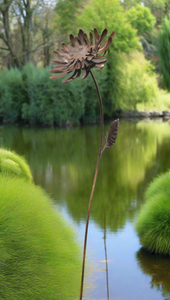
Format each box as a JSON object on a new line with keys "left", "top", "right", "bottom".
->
{"left": 0, "top": 0, "right": 170, "bottom": 125}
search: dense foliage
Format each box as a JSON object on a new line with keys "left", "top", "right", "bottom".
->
{"left": 0, "top": 57, "right": 162, "bottom": 125}
{"left": 76, "top": 0, "right": 140, "bottom": 53}
{"left": 127, "top": 4, "right": 156, "bottom": 35}
{"left": 106, "top": 52, "right": 159, "bottom": 111}
{"left": 159, "top": 13, "right": 170, "bottom": 90}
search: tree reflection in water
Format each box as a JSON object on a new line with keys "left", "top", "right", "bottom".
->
{"left": 103, "top": 211, "right": 109, "bottom": 300}
{"left": 136, "top": 248, "right": 170, "bottom": 299}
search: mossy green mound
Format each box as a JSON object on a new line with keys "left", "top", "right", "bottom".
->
{"left": 0, "top": 176, "right": 81, "bottom": 300}
{"left": 0, "top": 148, "right": 32, "bottom": 181}
{"left": 144, "top": 171, "right": 170, "bottom": 202}
{"left": 135, "top": 171, "right": 170, "bottom": 255}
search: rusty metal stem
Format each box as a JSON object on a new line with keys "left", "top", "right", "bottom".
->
{"left": 79, "top": 70, "right": 104, "bottom": 300}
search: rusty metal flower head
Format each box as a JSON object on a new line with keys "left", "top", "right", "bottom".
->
{"left": 49, "top": 28, "right": 115, "bottom": 83}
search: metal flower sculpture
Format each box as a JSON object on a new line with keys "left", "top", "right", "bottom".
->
{"left": 49, "top": 28, "right": 115, "bottom": 83}
{"left": 50, "top": 28, "right": 119, "bottom": 300}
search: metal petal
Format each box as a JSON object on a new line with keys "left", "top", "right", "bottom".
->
{"left": 49, "top": 72, "right": 68, "bottom": 79}
{"left": 94, "top": 64, "right": 104, "bottom": 70}
{"left": 53, "top": 60, "right": 67, "bottom": 65}
{"left": 69, "top": 34, "right": 74, "bottom": 42}
{"left": 95, "top": 52, "right": 109, "bottom": 59}
{"left": 83, "top": 32, "right": 89, "bottom": 45}
{"left": 109, "top": 31, "right": 115, "bottom": 39}
{"left": 78, "top": 29, "right": 85, "bottom": 43}
{"left": 92, "top": 58, "right": 107, "bottom": 64}
{"left": 62, "top": 70, "right": 77, "bottom": 83}
{"left": 49, "top": 68, "right": 64, "bottom": 74}
{"left": 74, "top": 37, "right": 82, "bottom": 46}
{"left": 90, "top": 32, "right": 93, "bottom": 45}
{"left": 74, "top": 61, "right": 81, "bottom": 69}
{"left": 61, "top": 43, "right": 71, "bottom": 53}
{"left": 73, "top": 69, "right": 81, "bottom": 79}
{"left": 98, "top": 31, "right": 115, "bottom": 52}
{"left": 81, "top": 70, "right": 90, "bottom": 79}
{"left": 69, "top": 34, "right": 75, "bottom": 47}
{"left": 99, "top": 28, "right": 108, "bottom": 43}
{"left": 86, "top": 54, "right": 95, "bottom": 61}
{"left": 53, "top": 51, "right": 65, "bottom": 60}
{"left": 98, "top": 36, "right": 113, "bottom": 54}
{"left": 66, "top": 59, "right": 76, "bottom": 72}
{"left": 94, "top": 27, "right": 99, "bottom": 42}
{"left": 84, "top": 60, "right": 92, "bottom": 68}
{"left": 63, "top": 69, "right": 81, "bottom": 83}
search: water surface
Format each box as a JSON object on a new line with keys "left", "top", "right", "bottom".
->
{"left": 1, "top": 119, "right": 170, "bottom": 300}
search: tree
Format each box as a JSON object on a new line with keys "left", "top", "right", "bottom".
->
{"left": 55, "top": 0, "right": 85, "bottom": 40}
{"left": 0, "top": 0, "right": 55, "bottom": 68}
{"left": 158, "top": 13, "right": 170, "bottom": 90}
{"left": 76, "top": 0, "right": 139, "bottom": 53}
{"left": 127, "top": 4, "right": 156, "bottom": 36}
{"left": 143, "top": 0, "right": 170, "bottom": 25}
{"left": 0, "top": 0, "right": 20, "bottom": 67}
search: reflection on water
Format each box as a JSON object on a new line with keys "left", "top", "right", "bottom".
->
{"left": 136, "top": 248, "right": 170, "bottom": 299}
{"left": 1, "top": 120, "right": 170, "bottom": 230}
{"left": 1, "top": 119, "right": 170, "bottom": 299}
{"left": 103, "top": 213, "right": 109, "bottom": 300}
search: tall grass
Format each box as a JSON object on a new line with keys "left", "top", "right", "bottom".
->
{"left": 0, "top": 175, "right": 81, "bottom": 299}
{"left": 135, "top": 171, "right": 170, "bottom": 255}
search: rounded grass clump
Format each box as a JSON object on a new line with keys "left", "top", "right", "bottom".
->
{"left": 144, "top": 171, "right": 170, "bottom": 202}
{"left": 0, "top": 148, "right": 32, "bottom": 181}
{"left": 0, "top": 176, "right": 81, "bottom": 300}
{"left": 135, "top": 171, "right": 170, "bottom": 255}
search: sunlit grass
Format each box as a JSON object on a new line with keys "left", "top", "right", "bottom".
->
{"left": 0, "top": 176, "right": 81, "bottom": 300}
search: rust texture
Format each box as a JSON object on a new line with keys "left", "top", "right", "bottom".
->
{"left": 49, "top": 28, "right": 115, "bottom": 83}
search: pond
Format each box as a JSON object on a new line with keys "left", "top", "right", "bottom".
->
{"left": 1, "top": 119, "right": 170, "bottom": 300}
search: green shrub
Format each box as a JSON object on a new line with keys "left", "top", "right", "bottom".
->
{"left": 0, "top": 148, "right": 32, "bottom": 181}
{"left": 21, "top": 63, "right": 85, "bottom": 125}
{"left": 107, "top": 51, "right": 159, "bottom": 111}
{"left": 21, "top": 64, "right": 55, "bottom": 125}
{"left": 0, "top": 68, "right": 25, "bottom": 123}
{"left": 135, "top": 171, "right": 170, "bottom": 255}
{"left": 0, "top": 176, "right": 81, "bottom": 300}
{"left": 0, "top": 55, "right": 163, "bottom": 125}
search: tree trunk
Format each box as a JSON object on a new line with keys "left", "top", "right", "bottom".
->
{"left": 0, "top": 0, "right": 20, "bottom": 67}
